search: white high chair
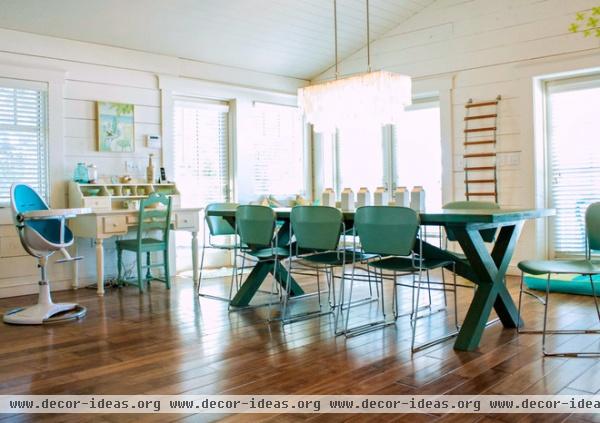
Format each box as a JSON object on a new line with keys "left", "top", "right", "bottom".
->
{"left": 3, "top": 183, "right": 89, "bottom": 324}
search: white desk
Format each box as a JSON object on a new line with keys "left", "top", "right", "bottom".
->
{"left": 69, "top": 208, "right": 202, "bottom": 296}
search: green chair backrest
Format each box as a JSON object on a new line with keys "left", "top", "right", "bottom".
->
{"left": 443, "top": 201, "right": 500, "bottom": 243}
{"left": 205, "top": 203, "right": 238, "bottom": 236}
{"left": 235, "top": 205, "right": 276, "bottom": 249}
{"left": 291, "top": 206, "right": 342, "bottom": 252}
{"left": 354, "top": 206, "right": 419, "bottom": 257}
{"left": 137, "top": 193, "right": 172, "bottom": 243}
{"left": 586, "top": 202, "right": 600, "bottom": 254}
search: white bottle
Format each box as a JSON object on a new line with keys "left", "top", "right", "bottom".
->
{"left": 356, "top": 187, "right": 371, "bottom": 208}
{"left": 410, "top": 186, "right": 426, "bottom": 212}
{"left": 373, "top": 187, "right": 388, "bottom": 206}
{"left": 321, "top": 188, "right": 336, "bottom": 207}
{"left": 146, "top": 154, "right": 155, "bottom": 183}
{"left": 394, "top": 186, "right": 410, "bottom": 207}
{"left": 341, "top": 188, "right": 355, "bottom": 211}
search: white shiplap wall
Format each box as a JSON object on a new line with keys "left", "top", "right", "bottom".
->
{"left": 315, "top": 0, "right": 600, "bottom": 268}
{"left": 0, "top": 28, "right": 306, "bottom": 297}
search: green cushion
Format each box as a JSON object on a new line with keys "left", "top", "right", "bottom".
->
{"left": 245, "top": 246, "right": 290, "bottom": 259}
{"left": 518, "top": 259, "right": 600, "bottom": 276}
{"left": 300, "top": 250, "right": 374, "bottom": 266}
{"left": 368, "top": 256, "right": 452, "bottom": 272}
{"left": 524, "top": 274, "right": 600, "bottom": 296}
{"left": 116, "top": 238, "right": 166, "bottom": 252}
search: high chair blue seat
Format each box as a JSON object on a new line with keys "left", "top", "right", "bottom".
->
{"left": 3, "top": 184, "right": 88, "bottom": 325}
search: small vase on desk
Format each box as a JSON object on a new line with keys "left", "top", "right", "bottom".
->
{"left": 146, "top": 154, "right": 155, "bottom": 184}
{"left": 356, "top": 187, "right": 371, "bottom": 208}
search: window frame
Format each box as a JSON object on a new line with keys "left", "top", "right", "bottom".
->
{"left": 0, "top": 78, "right": 49, "bottom": 205}
{"left": 246, "top": 100, "right": 309, "bottom": 201}
{"left": 171, "top": 95, "right": 233, "bottom": 205}
{"left": 318, "top": 93, "right": 446, "bottom": 210}
{"left": 544, "top": 73, "right": 600, "bottom": 258}
{"left": 0, "top": 64, "right": 64, "bottom": 224}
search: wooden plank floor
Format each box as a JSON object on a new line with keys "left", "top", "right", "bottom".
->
{"left": 0, "top": 270, "right": 599, "bottom": 422}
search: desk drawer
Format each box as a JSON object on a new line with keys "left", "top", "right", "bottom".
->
{"left": 102, "top": 216, "right": 127, "bottom": 234}
{"left": 175, "top": 212, "right": 196, "bottom": 229}
{"left": 83, "top": 197, "right": 111, "bottom": 210}
{"left": 126, "top": 215, "right": 138, "bottom": 225}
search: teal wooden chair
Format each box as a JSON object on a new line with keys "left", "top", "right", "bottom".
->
{"left": 517, "top": 201, "right": 600, "bottom": 357}
{"left": 197, "top": 203, "right": 240, "bottom": 301}
{"left": 116, "top": 193, "right": 172, "bottom": 292}
{"left": 343, "top": 206, "right": 458, "bottom": 353}
{"left": 229, "top": 205, "right": 288, "bottom": 310}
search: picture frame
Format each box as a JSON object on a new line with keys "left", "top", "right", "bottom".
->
{"left": 97, "top": 102, "right": 135, "bottom": 152}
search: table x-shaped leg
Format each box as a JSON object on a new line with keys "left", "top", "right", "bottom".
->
{"left": 451, "top": 221, "right": 524, "bottom": 351}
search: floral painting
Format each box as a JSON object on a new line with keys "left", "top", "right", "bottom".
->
{"left": 97, "top": 102, "right": 135, "bottom": 152}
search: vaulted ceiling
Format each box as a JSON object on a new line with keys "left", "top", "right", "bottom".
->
{"left": 0, "top": 0, "right": 435, "bottom": 80}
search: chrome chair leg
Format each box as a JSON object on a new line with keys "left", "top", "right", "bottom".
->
{"left": 518, "top": 272, "right": 600, "bottom": 357}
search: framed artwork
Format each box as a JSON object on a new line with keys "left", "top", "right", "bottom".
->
{"left": 97, "top": 102, "right": 135, "bottom": 152}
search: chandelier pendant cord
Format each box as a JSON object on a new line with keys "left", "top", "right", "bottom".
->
{"left": 366, "top": 0, "right": 371, "bottom": 72}
{"left": 334, "top": 0, "right": 339, "bottom": 79}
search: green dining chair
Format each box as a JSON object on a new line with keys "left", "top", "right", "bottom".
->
{"left": 344, "top": 206, "right": 458, "bottom": 353}
{"left": 116, "top": 193, "right": 172, "bottom": 293}
{"left": 278, "top": 206, "right": 349, "bottom": 326}
{"left": 197, "top": 203, "right": 240, "bottom": 301}
{"left": 230, "top": 205, "right": 289, "bottom": 309}
{"left": 517, "top": 201, "right": 600, "bottom": 357}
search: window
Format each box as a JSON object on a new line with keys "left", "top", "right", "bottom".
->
{"left": 336, "top": 125, "right": 385, "bottom": 193}
{"left": 0, "top": 78, "right": 48, "bottom": 204}
{"left": 546, "top": 75, "right": 600, "bottom": 256}
{"left": 173, "top": 97, "right": 230, "bottom": 208}
{"left": 245, "top": 102, "right": 305, "bottom": 199}
{"left": 324, "top": 97, "right": 442, "bottom": 211}
{"left": 392, "top": 98, "right": 442, "bottom": 211}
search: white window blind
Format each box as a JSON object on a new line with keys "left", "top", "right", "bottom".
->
{"left": 392, "top": 99, "right": 442, "bottom": 212}
{"left": 173, "top": 98, "right": 230, "bottom": 208}
{"left": 546, "top": 76, "right": 600, "bottom": 256}
{"left": 0, "top": 79, "right": 48, "bottom": 204}
{"left": 249, "top": 102, "right": 304, "bottom": 197}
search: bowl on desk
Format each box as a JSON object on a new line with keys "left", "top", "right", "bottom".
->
{"left": 86, "top": 188, "right": 101, "bottom": 196}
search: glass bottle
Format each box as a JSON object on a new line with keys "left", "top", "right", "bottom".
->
{"left": 73, "top": 163, "right": 88, "bottom": 183}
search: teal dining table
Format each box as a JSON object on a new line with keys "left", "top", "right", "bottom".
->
{"left": 206, "top": 206, "right": 554, "bottom": 351}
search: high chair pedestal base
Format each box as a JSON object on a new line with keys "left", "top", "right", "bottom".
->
{"left": 4, "top": 302, "right": 86, "bottom": 324}
{"left": 3, "top": 282, "right": 86, "bottom": 325}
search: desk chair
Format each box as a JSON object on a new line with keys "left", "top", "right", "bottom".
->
{"left": 518, "top": 201, "right": 600, "bottom": 357}
{"left": 4, "top": 184, "right": 87, "bottom": 324}
{"left": 116, "top": 193, "right": 172, "bottom": 292}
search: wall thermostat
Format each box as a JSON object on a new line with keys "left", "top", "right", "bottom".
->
{"left": 145, "top": 135, "right": 161, "bottom": 149}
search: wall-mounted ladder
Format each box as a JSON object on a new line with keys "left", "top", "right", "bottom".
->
{"left": 463, "top": 95, "right": 501, "bottom": 203}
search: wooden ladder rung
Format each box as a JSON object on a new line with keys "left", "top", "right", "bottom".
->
{"left": 464, "top": 152, "right": 496, "bottom": 158}
{"left": 466, "top": 101, "right": 498, "bottom": 108}
{"left": 467, "top": 192, "right": 497, "bottom": 196}
{"left": 465, "top": 179, "right": 496, "bottom": 184}
{"left": 464, "top": 140, "right": 495, "bottom": 146}
{"left": 464, "top": 127, "right": 496, "bottom": 133}
{"left": 464, "top": 166, "right": 496, "bottom": 171}
{"left": 464, "top": 114, "right": 497, "bottom": 121}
